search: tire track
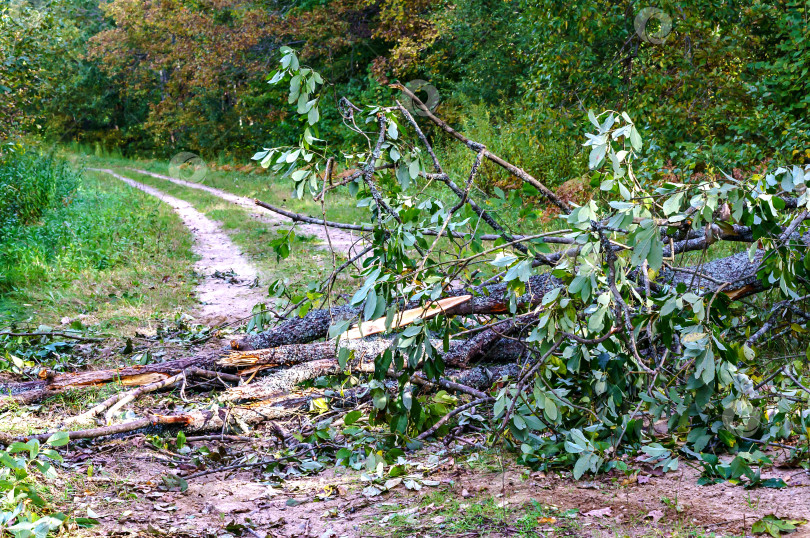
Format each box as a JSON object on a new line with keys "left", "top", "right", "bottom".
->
{"left": 126, "top": 168, "right": 363, "bottom": 256}
{"left": 88, "top": 168, "right": 265, "bottom": 325}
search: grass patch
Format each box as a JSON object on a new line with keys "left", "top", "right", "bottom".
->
{"left": 0, "top": 166, "right": 197, "bottom": 333}
{"left": 365, "top": 491, "right": 582, "bottom": 538}
{"left": 365, "top": 489, "right": 742, "bottom": 538}
{"left": 77, "top": 153, "right": 367, "bottom": 226}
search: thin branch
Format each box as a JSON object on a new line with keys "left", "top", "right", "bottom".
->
{"left": 417, "top": 398, "right": 493, "bottom": 440}
{"left": 391, "top": 82, "right": 572, "bottom": 213}
{"left": 0, "top": 331, "right": 103, "bottom": 342}
{"left": 395, "top": 101, "right": 525, "bottom": 251}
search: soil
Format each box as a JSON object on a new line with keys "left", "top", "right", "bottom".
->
{"left": 90, "top": 169, "right": 265, "bottom": 326}
{"left": 66, "top": 437, "right": 810, "bottom": 538}
{"left": 129, "top": 168, "right": 363, "bottom": 257}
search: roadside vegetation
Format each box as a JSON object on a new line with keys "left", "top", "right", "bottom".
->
{"left": 2, "top": 0, "right": 810, "bottom": 537}
{"left": 0, "top": 149, "right": 196, "bottom": 330}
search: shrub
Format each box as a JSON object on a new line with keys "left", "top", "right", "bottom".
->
{"left": 435, "top": 101, "right": 588, "bottom": 193}
{"left": 0, "top": 150, "right": 79, "bottom": 228}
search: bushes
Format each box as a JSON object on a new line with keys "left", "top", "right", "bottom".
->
{"left": 0, "top": 150, "right": 79, "bottom": 228}
{"left": 0, "top": 153, "right": 148, "bottom": 292}
{"left": 435, "top": 101, "right": 588, "bottom": 193}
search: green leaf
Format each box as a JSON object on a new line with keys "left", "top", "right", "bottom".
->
{"left": 573, "top": 454, "right": 590, "bottom": 479}
{"left": 337, "top": 347, "right": 352, "bottom": 369}
{"left": 408, "top": 158, "right": 420, "bottom": 180}
{"left": 587, "top": 109, "right": 600, "bottom": 129}
{"left": 752, "top": 514, "right": 801, "bottom": 537}
{"left": 268, "top": 70, "right": 285, "bottom": 85}
{"left": 662, "top": 191, "right": 684, "bottom": 216}
{"left": 544, "top": 398, "right": 558, "bottom": 422}
{"left": 307, "top": 106, "right": 319, "bottom": 125}
{"left": 629, "top": 126, "right": 642, "bottom": 151}
{"left": 328, "top": 319, "right": 353, "bottom": 339}
{"left": 542, "top": 287, "right": 561, "bottom": 305}
{"left": 387, "top": 121, "right": 398, "bottom": 140}
{"left": 372, "top": 390, "right": 388, "bottom": 409}
{"left": 344, "top": 410, "right": 362, "bottom": 425}
{"left": 75, "top": 517, "right": 100, "bottom": 528}
{"left": 363, "top": 288, "right": 377, "bottom": 321}
{"left": 46, "top": 431, "right": 70, "bottom": 447}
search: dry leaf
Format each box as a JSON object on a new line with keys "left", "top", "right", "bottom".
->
{"left": 645, "top": 510, "right": 665, "bottom": 523}
{"left": 583, "top": 507, "right": 612, "bottom": 518}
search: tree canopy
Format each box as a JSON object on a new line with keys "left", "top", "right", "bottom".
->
{"left": 1, "top": 0, "right": 806, "bottom": 174}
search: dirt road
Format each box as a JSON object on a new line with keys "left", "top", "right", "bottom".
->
{"left": 89, "top": 168, "right": 267, "bottom": 325}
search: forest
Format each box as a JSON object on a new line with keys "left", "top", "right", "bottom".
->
{"left": 1, "top": 0, "right": 810, "bottom": 536}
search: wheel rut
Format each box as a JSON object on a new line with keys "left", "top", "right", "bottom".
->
{"left": 127, "top": 168, "right": 362, "bottom": 256}
{"left": 88, "top": 168, "right": 265, "bottom": 326}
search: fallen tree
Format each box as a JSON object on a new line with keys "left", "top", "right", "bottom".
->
{"left": 239, "top": 47, "right": 810, "bottom": 477}
{"left": 3, "top": 49, "right": 809, "bottom": 484}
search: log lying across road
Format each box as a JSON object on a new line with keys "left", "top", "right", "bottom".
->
{"left": 0, "top": 244, "right": 783, "bottom": 413}
{"left": 232, "top": 274, "right": 561, "bottom": 351}
{"left": 0, "top": 237, "right": 796, "bottom": 446}
{"left": 237, "top": 247, "right": 777, "bottom": 355}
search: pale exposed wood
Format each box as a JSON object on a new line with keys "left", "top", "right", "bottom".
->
{"left": 341, "top": 295, "right": 471, "bottom": 340}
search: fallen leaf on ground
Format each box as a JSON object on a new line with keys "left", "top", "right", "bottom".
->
{"left": 583, "top": 507, "right": 612, "bottom": 518}
{"left": 645, "top": 510, "right": 664, "bottom": 523}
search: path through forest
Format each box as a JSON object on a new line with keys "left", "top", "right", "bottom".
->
{"left": 89, "top": 168, "right": 265, "bottom": 325}
{"left": 129, "top": 168, "right": 363, "bottom": 255}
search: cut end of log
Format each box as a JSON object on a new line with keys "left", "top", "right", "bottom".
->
{"left": 220, "top": 351, "right": 271, "bottom": 368}
{"left": 121, "top": 373, "right": 170, "bottom": 386}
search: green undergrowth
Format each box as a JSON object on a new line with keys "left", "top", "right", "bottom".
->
{"left": 0, "top": 163, "right": 197, "bottom": 331}
{"left": 0, "top": 433, "right": 78, "bottom": 538}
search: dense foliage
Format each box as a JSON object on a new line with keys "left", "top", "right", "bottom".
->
{"left": 0, "top": 150, "right": 77, "bottom": 229}
{"left": 0, "top": 433, "right": 72, "bottom": 538}
{"left": 256, "top": 47, "right": 810, "bottom": 482}
{"left": 2, "top": 0, "right": 808, "bottom": 180}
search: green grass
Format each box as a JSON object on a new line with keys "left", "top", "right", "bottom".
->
{"left": 0, "top": 166, "right": 197, "bottom": 332}
{"left": 76, "top": 153, "right": 367, "bottom": 226}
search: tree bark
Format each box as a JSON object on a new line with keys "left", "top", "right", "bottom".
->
{"left": 223, "top": 336, "right": 525, "bottom": 402}
{"left": 0, "top": 352, "right": 220, "bottom": 405}
{"left": 234, "top": 275, "right": 559, "bottom": 351}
